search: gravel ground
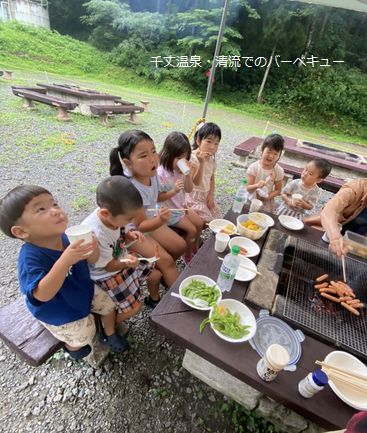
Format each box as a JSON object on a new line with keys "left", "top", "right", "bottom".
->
{"left": 0, "top": 71, "right": 347, "bottom": 433}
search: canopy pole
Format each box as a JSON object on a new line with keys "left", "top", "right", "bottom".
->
{"left": 202, "top": 0, "right": 230, "bottom": 120}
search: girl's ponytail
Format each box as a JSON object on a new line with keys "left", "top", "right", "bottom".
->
{"left": 109, "top": 147, "right": 124, "bottom": 176}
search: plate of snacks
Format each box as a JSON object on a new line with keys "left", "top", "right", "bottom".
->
{"left": 178, "top": 275, "right": 222, "bottom": 311}
{"left": 229, "top": 236, "right": 260, "bottom": 258}
{"left": 200, "top": 299, "right": 256, "bottom": 343}
{"left": 209, "top": 219, "right": 236, "bottom": 235}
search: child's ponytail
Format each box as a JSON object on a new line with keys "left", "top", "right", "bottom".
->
{"left": 109, "top": 147, "right": 124, "bottom": 176}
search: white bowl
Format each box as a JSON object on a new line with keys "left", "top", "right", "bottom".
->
{"left": 249, "top": 212, "right": 275, "bottom": 227}
{"left": 209, "top": 299, "right": 257, "bottom": 343}
{"left": 229, "top": 236, "right": 260, "bottom": 258}
{"left": 278, "top": 215, "right": 304, "bottom": 231}
{"left": 179, "top": 275, "right": 222, "bottom": 311}
{"left": 324, "top": 350, "right": 367, "bottom": 411}
{"left": 236, "top": 214, "right": 267, "bottom": 240}
{"left": 209, "top": 219, "right": 236, "bottom": 235}
{"left": 235, "top": 256, "right": 258, "bottom": 282}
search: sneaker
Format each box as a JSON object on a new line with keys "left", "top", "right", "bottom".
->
{"left": 144, "top": 295, "right": 160, "bottom": 309}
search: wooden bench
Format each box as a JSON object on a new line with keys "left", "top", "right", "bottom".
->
{"left": 90, "top": 104, "right": 144, "bottom": 126}
{"left": 279, "top": 162, "right": 345, "bottom": 193}
{"left": 12, "top": 87, "right": 78, "bottom": 121}
{"left": 0, "top": 70, "right": 13, "bottom": 80}
{"left": 0, "top": 298, "right": 63, "bottom": 367}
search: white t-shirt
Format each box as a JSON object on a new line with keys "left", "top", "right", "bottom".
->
{"left": 131, "top": 176, "right": 159, "bottom": 218}
{"left": 82, "top": 208, "right": 127, "bottom": 281}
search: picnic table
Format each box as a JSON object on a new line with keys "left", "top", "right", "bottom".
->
{"left": 150, "top": 207, "right": 358, "bottom": 431}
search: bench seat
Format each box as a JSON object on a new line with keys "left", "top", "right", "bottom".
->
{"left": 90, "top": 104, "right": 144, "bottom": 125}
{"left": 0, "top": 298, "right": 63, "bottom": 367}
{"left": 12, "top": 88, "right": 78, "bottom": 121}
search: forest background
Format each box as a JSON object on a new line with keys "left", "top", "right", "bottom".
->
{"left": 2, "top": 0, "right": 367, "bottom": 142}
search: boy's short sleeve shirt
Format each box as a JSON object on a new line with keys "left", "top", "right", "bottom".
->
{"left": 82, "top": 209, "right": 126, "bottom": 281}
{"left": 18, "top": 234, "right": 94, "bottom": 326}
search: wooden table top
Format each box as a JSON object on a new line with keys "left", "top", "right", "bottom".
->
{"left": 150, "top": 207, "right": 359, "bottom": 430}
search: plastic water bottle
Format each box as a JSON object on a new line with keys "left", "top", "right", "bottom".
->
{"left": 232, "top": 179, "right": 248, "bottom": 213}
{"left": 257, "top": 185, "right": 269, "bottom": 198}
{"left": 216, "top": 246, "right": 241, "bottom": 292}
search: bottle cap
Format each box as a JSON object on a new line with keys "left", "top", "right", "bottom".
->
{"left": 265, "top": 344, "right": 290, "bottom": 371}
{"left": 241, "top": 178, "right": 248, "bottom": 185}
{"left": 231, "top": 246, "right": 240, "bottom": 255}
{"left": 312, "top": 369, "right": 328, "bottom": 386}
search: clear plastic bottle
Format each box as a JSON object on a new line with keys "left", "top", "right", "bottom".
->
{"left": 257, "top": 185, "right": 269, "bottom": 198}
{"left": 232, "top": 179, "right": 248, "bottom": 213}
{"left": 216, "top": 246, "right": 241, "bottom": 292}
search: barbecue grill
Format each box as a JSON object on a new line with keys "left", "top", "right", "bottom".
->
{"left": 278, "top": 238, "right": 367, "bottom": 362}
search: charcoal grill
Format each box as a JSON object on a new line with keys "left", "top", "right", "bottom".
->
{"left": 280, "top": 238, "right": 367, "bottom": 361}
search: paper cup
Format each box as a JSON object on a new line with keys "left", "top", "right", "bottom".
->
{"left": 177, "top": 158, "right": 190, "bottom": 175}
{"left": 215, "top": 233, "right": 230, "bottom": 253}
{"left": 65, "top": 224, "right": 93, "bottom": 255}
{"left": 249, "top": 199, "right": 262, "bottom": 213}
{"left": 292, "top": 193, "right": 302, "bottom": 206}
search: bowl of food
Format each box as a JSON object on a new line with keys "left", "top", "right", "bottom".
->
{"left": 179, "top": 275, "right": 222, "bottom": 311}
{"left": 248, "top": 212, "right": 274, "bottom": 227}
{"left": 236, "top": 214, "right": 268, "bottom": 240}
{"left": 324, "top": 350, "right": 367, "bottom": 411}
{"left": 228, "top": 236, "right": 260, "bottom": 258}
{"left": 208, "top": 219, "right": 236, "bottom": 235}
{"left": 200, "top": 299, "right": 256, "bottom": 343}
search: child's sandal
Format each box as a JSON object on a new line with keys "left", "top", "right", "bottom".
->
{"left": 64, "top": 344, "right": 91, "bottom": 360}
{"left": 100, "top": 332, "right": 129, "bottom": 353}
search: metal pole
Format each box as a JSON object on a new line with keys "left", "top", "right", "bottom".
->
{"left": 202, "top": 0, "right": 230, "bottom": 120}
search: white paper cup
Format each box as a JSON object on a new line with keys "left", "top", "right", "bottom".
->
{"left": 249, "top": 199, "right": 262, "bottom": 213}
{"left": 215, "top": 233, "right": 230, "bottom": 253}
{"left": 292, "top": 193, "right": 302, "bottom": 206}
{"left": 65, "top": 224, "right": 93, "bottom": 255}
{"left": 177, "top": 158, "right": 190, "bottom": 175}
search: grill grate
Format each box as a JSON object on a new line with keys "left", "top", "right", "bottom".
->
{"left": 283, "top": 238, "right": 367, "bottom": 361}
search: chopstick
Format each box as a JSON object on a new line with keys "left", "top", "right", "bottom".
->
{"left": 315, "top": 360, "right": 367, "bottom": 381}
{"left": 341, "top": 256, "right": 347, "bottom": 283}
{"left": 125, "top": 232, "right": 152, "bottom": 249}
{"left": 147, "top": 208, "right": 188, "bottom": 212}
{"left": 217, "top": 256, "right": 261, "bottom": 275}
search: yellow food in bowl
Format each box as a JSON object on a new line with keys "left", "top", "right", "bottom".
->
{"left": 240, "top": 220, "right": 262, "bottom": 231}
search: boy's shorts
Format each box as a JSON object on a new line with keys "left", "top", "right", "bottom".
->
{"left": 40, "top": 285, "right": 115, "bottom": 348}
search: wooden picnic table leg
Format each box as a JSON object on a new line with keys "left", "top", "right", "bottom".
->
{"left": 55, "top": 106, "right": 71, "bottom": 122}
{"left": 4, "top": 70, "right": 13, "bottom": 80}
{"left": 99, "top": 113, "right": 112, "bottom": 127}
{"left": 23, "top": 98, "right": 35, "bottom": 109}
{"left": 128, "top": 111, "right": 137, "bottom": 124}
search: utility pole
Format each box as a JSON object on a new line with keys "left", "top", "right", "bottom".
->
{"left": 202, "top": 0, "right": 230, "bottom": 120}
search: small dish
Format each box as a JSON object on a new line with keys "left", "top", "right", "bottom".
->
{"left": 178, "top": 275, "right": 222, "bottom": 311}
{"left": 248, "top": 212, "right": 275, "bottom": 227}
{"left": 278, "top": 215, "right": 304, "bottom": 231}
{"left": 229, "top": 236, "right": 260, "bottom": 258}
{"left": 209, "top": 219, "right": 236, "bottom": 235}
{"left": 209, "top": 299, "right": 257, "bottom": 343}
{"left": 235, "top": 256, "right": 258, "bottom": 282}
{"left": 324, "top": 351, "right": 367, "bottom": 411}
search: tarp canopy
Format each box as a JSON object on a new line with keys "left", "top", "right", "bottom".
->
{"left": 289, "top": 0, "right": 367, "bottom": 13}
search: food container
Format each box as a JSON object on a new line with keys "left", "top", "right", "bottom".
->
{"left": 298, "top": 370, "right": 328, "bottom": 398}
{"left": 344, "top": 230, "right": 367, "bottom": 259}
{"left": 236, "top": 214, "right": 267, "bottom": 240}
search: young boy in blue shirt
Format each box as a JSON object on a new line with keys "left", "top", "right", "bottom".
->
{"left": 0, "top": 185, "right": 128, "bottom": 359}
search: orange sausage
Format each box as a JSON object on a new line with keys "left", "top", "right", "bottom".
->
{"left": 341, "top": 302, "right": 360, "bottom": 316}
{"left": 346, "top": 299, "right": 362, "bottom": 305}
{"left": 314, "top": 282, "right": 329, "bottom": 289}
{"left": 339, "top": 296, "right": 353, "bottom": 302}
{"left": 319, "top": 288, "right": 337, "bottom": 294}
{"left": 320, "top": 292, "right": 341, "bottom": 303}
{"left": 351, "top": 303, "right": 364, "bottom": 309}
{"left": 316, "top": 274, "right": 329, "bottom": 283}
{"left": 330, "top": 281, "right": 346, "bottom": 297}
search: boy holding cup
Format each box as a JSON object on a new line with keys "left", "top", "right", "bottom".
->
{"left": 277, "top": 158, "right": 332, "bottom": 219}
{"left": 0, "top": 185, "right": 125, "bottom": 360}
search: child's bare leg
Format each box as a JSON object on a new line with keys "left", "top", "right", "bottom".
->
{"left": 186, "top": 208, "right": 204, "bottom": 249}
{"left": 174, "top": 217, "right": 197, "bottom": 256}
{"left": 100, "top": 309, "right": 117, "bottom": 336}
{"left": 131, "top": 237, "right": 179, "bottom": 287}
{"left": 116, "top": 302, "right": 142, "bottom": 324}
{"left": 152, "top": 225, "right": 186, "bottom": 260}
{"left": 147, "top": 268, "right": 161, "bottom": 301}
